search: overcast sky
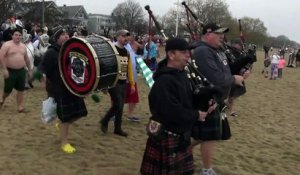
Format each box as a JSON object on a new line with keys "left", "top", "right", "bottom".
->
{"left": 56, "top": 0, "right": 300, "bottom": 43}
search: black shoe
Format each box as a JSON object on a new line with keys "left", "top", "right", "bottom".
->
{"left": 29, "top": 82, "right": 34, "bottom": 88}
{"left": 100, "top": 120, "right": 108, "bottom": 134}
{"left": 114, "top": 130, "right": 128, "bottom": 137}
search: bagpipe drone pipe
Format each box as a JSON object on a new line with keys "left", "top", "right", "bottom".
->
{"left": 185, "top": 59, "right": 224, "bottom": 111}
{"left": 223, "top": 19, "right": 257, "bottom": 76}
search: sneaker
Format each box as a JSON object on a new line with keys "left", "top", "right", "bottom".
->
{"left": 200, "top": 168, "right": 217, "bottom": 175}
{"left": 127, "top": 116, "right": 140, "bottom": 122}
{"left": 29, "top": 82, "right": 34, "bottom": 88}
{"left": 230, "top": 112, "right": 238, "bottom": 117}
{"left": 114, "top": 130, "right": 128, "bottom": 137}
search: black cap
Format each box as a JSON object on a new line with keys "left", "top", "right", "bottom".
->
{"left": 202, "top": 22, "right": 229, "bottom": 35}
{"left": 165, "top": 38, "right": 189, "bottom": 52}
{"left": 231, "top": 38, "right": 243, "bottom": 47}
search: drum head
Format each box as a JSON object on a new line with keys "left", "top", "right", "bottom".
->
{"left": 59, "top": 37, "right": 99, "bottom": 97}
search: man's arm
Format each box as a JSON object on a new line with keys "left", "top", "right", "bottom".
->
{"left": 0, "top": 43, "right": 8, "bottom": 69}
{"left": 0, "top": 43, "right": 10, "bottom": 78}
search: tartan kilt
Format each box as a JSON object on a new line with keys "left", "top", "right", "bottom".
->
{"left": 140, "top": 134, "right": 194, "bottom": 175}
{"left": 191, "top": 109, "right": 231, "bottom": 141}
{"left": 55, "top": 95, "right": 88, "bottom": 123}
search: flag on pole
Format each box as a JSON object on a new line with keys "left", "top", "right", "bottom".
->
{"left": 136, "top": 57, "right": 154, "bottom": 88}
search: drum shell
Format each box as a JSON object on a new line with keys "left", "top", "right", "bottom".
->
{"left": 59, "top": 35, "right": 120, "bottom": 97}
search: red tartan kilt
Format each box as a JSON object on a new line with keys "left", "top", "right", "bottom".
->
{"left": 140, "top": 134, "right": 194, "bottom": 175}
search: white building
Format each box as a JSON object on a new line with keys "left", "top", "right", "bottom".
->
{"left": 87, "top": 14, "right": 115, "bottom": 36}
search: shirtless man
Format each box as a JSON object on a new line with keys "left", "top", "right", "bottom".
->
{"left": 0, "top": 29, "right": 32, "bottom": 111}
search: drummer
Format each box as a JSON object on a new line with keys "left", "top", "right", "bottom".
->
{"left": 40, "top": 25, "right": 88, "bottom": 154}
{"left": 99, "top": 29, "right": 135, "bottom": 137}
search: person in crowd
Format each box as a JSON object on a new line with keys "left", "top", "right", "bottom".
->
{"left": 277, "top": 56, "right": 286, "bottom": 78}
{"left": 191, "top": 23, "right": 244, "bottom": 175}
{"left": 296, "top": 49, "right": 300, "bottom": 68}
{"left": 15, "top": 16, "right": 24, "bottom": 30}
{"left": 262, "top": 55, "right": 271, "bottom": 78}
{"left": 124, "top": 36, "right": 141, "bottom": 122}
{"left": 263, "top": 45, "right": 270, "bottom": 59}
{"left": 23, "top": 34, "right": 35, "bottom": 89}
{"left": 40, "top": 25, "right": 88, "bottom": 154}
{"left": 270, "top": 53, "right": 280, "bottom": 80}
{"left": 0, "top": 29, "right": 32, "bottom": 111}
{"left": 287, "top": 49, "right": 296, "bottom": 68}
{"left": 227, "top": 39, "right": 252, "bottom": 117}
{"left": 99, "top": 29, "right": 135, "bottom": 137}
{"left": 140, "top": 38, "right": 210, "bottom": 175}
{"left": 33, "top": 33, "right": 50, "bottom": 67}
{"left": 143, "top": 35, "right": 158, "bottom": 71}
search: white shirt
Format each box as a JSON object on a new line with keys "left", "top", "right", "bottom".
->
{"left": 271, "top": 54, "right": 280, "bottom": 64}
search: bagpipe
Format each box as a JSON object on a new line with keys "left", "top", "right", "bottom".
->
{"left": 181, "top": 1, "right": 204, "bottom": 41}
{"left": 222, "top": 19, "right": 257, "bottom": 75}
{"left": 185, "top": 59, "right": 223, "bottom": 111}
{"left": 181, "top": 2, "right": 224, "bottom": 110}
{"left": 144, "top": 4, "right": 222, "bottom": 111}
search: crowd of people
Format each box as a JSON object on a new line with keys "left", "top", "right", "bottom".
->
{"left": 262, "top": 47, "right": 300, "bottom": 80}
{"left": 0, "top": 16, "right": 299, "bottom": 175}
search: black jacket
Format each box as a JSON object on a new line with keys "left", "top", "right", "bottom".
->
{"left": 149, "top": 64, "right": 198, "bottom": 134}
{"left": 40, "top": 43, "right": 72, "bottom": 99}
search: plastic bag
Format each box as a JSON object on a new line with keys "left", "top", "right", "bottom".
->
{"left": 41, "top": 97, "right": 57, "bottom": 123}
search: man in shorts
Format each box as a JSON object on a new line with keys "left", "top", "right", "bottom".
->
{"left": 0, "top": 28, "right": 32, "bottom": 112}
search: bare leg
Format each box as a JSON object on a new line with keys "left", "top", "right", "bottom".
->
{"left": 201, "top": 141, "right": 216, "bottom": 169}
{"left": 0, "top": 92, "right": 10, "bottom": 108}
{"left": 191, "top": 139, "right": 202, "bottom": 147}
{"left": 16, "top": 91, "right": 24, "bottom": 111}
{"left": 60, "top": 122, "right": 70, "bottom": 145}
{"left": 227, "top": 97, "right": 235, "bottom": 115}
{"left": 128, "top": 103, "right": 136, "bottom": 117}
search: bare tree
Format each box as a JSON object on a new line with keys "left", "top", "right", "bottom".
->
{"left": 161, "top": 0, "right": 233, "bottom": 38}
{"left": 0, "top": 0, "right": 23, "bottom": 22}
{"left": 111, "top": 0, "right": 147, "bottom": 35}
{"left": 187, "top": 0, "right": 232, "bottom": 25}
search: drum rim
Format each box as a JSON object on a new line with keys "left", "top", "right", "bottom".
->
{"left": 58, "top": 37, "right": 100, "bottom": 97}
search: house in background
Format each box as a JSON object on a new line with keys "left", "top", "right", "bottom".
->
{"left": 21, "top": 1, "right": 63, "bottom": 27}
{"left": 87, "top": 14, "right": 115, "bottom": 37}
{"left": 60, "top": 5, "right": 89, "bottom": 27}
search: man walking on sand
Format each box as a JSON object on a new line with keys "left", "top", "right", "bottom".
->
{"left": 0, "top": 29, "right": 32, "bottom": 112}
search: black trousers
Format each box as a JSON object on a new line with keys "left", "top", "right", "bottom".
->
{"left": 102, "top": 81, "right": 126, "bottom": 130}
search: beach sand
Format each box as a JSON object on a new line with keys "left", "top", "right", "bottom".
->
{"left": 0, "top": 50, "right": 299, "bottom": 175}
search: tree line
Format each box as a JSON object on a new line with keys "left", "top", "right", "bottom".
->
{"left": 111, "top": 0, "right": 299, "bottom": 49}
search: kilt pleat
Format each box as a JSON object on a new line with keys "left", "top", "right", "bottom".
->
{"left": 55, "top": 95, "right": 87, "bottom": 123}
{"left": 191, "top": 109, "right": 231, "bottom": 141}
{"left": 140, "top": 134, "right": 194, "bottom": 175}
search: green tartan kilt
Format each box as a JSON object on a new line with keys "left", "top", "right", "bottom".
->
{"left": 191, "top": 108, "right": 231, "bottom": 141}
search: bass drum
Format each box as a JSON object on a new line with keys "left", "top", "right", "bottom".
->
{"left": 59, "top": 35, "right": 120, "bottom": 97}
